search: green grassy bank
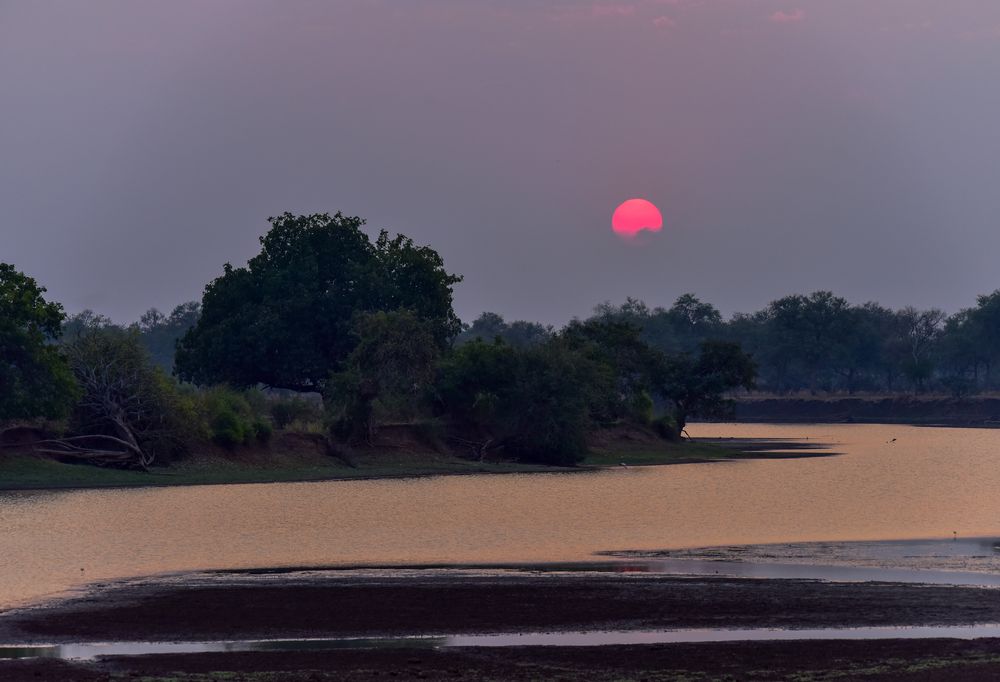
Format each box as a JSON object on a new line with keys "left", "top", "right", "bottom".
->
{"left": 0, "top": 437, "right": 735, "bottom": 492}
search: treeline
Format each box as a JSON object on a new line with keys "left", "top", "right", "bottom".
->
{"left": 462, "top": 291, "right": 1000, "bottom": 396}
{"left": 0, "top": 213, "right": 753, "bottom": 470}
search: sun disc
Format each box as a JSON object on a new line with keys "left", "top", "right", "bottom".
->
{"left": 612, "top": 198, "right": 663, "bottom": 238}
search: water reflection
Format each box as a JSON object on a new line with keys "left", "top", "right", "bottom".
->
{"left": 3, "top": 423, "right": 1000, "bottom": 609}
{"left": 7, "top": 624, "right": 1000, "bottom": 661}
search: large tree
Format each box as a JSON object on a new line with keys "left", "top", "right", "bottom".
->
{"left": 0, "top": 263, "right": 78, "bottom": 421}
{"left": 175, "top": 212, "right": 462, "bottom": 395}
{"left": 329, "top": 309, "right": 440, "bottom": 441}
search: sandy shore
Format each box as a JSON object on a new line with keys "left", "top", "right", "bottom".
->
{"left": 4, "top": 569, "right": 1000, "bottom": 680}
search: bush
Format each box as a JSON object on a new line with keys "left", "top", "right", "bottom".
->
{"left": 436, "top": 338, "right": 598, "bottom": 466}
{"left": 253, "top": 419, "right": 273, "bottom": 443}
{"left": 65, "top": 326, "right": 191, "bottom": 466}
{"left": 653, "top": 414, "right": 680, "bottom": 441}
{"left": 269, "top": 396, "right": 322, "bottom": 430}
{"left": 210, "top": 408, "right": 246, "bottom": 448}
{"left": 200, "top": 386, "right": 271, "bottom": 448}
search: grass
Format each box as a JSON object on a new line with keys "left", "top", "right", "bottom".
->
{"left": 583, "top": 440, "right": 734, "bottom": 467}
{"left": 0, "top": 439, "right": 736, "bottom": 492}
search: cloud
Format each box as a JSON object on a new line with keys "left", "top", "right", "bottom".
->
{"left": 652, "top": 15, "right": 677, "bottom": 29}
{"left": 769, "top": 9, "right": 805, "bottom": 24}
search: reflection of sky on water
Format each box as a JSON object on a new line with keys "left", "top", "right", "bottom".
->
{"left": 612, "top": 537, "right": 1000, "bottom": 583}
{"left": 4, "top": 423, "right": 1000, "bottom": 610}
{"left": 9, "top": 624, "right": 1000, "bottom": 661}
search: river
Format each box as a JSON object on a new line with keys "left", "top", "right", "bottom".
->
{"left": 2, "top": 423, "right": 999, "bottom": 609}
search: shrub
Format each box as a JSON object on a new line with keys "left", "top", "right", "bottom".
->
{"left": 210, "top": 408, "right": 246, "bottom": 448}
{"left": 269, "top": 396, "right": 322, "bottom": 430}
{"left": 436, "top": 338, "right": 598, "bottom": 466}
{"left": 200, "top": 386, "right": 271, "bottom": 448}
{"left": 252, "top": 419, "right": 273, "bottom": 443}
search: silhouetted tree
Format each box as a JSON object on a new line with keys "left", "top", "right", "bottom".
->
{"left": 0, "top": 263, "right": 78, "bottom": 421}
{"left": 137, "top": 301, "right": 200, "bottom": 372}
{"left": 176, "top": 212, "right": 462, "bottom": 397}
{"left": 659, "top": 340, "right": 757, "bottom": 435}
{"left": 329, "top": 309, "right": 440, "bottom": 441}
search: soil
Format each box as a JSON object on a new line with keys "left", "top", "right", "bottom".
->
{"left": 6, "top": 639, "right": 1000, "bottom": 681}
{"left": 4, "top": 571, "right": 1000, "bottom": 679}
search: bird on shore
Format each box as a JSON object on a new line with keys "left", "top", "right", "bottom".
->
{"left": 887, "top": 438, "right": 897, "bottom": 443}
{"left": 619, "top": 462, "right": 629, "bottom": 468}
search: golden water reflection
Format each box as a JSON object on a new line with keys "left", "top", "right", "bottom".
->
{"left": 1, "top": 423, "right": 998, "bottom": 608}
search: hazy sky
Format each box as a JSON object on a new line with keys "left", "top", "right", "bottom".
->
{"left": 3, "top": 1, "right": 1000, "bottom": 325}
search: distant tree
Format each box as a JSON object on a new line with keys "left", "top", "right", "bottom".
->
{"left": 0, "top": 263, "right": 78, "bottom": 421}
{"left": 756, "top": 291, "right": 852, "bottom": 393}
{"left": 459, "top": 312, "right": 507, "bottom": 343}
{"left": 969, "top": 290, "right": 1000, "bottom": 387}
{"left": 457, "top": 312, "right": 552, "bottom": 347}
{"left": 894, "top": 306, "right": 945, "bottom": 393}
{"left": 938, "top": 309, "right": 982, "bottom": 393}
{"left": 592, "top": 294, "right": 723, "bottom": 355}
{"left": 176, "top": 212, "right": 462, "bottom": 396}
{"left": 62, "top": 309, "right": 118, "bottom": 340}
{"left": 137, "top": 301, "right": 200, "bottom": 372}
{"left": 659, "top": 340, "right": 756, "bottom": 435}
{"left": 592, "top": 297, "right": 651, "bottom": 326}
{"left": 832, "top": 303, "right": 888, "bottom": 394}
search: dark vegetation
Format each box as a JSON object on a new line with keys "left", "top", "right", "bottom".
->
{"left": 6, "top": 209, "right": 1000, "bottom": 474}
{"left": 0, "top": 212, "right": 753, "bottom": 473}
{"left": 583, "top": 291, "right": 1000, "bottom": 396}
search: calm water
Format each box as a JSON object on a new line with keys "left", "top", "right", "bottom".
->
{"left": 2, "top": 423, "right": 1000, "bottom": 609}
{"left": 9, "top": 624, "right": 1000, "bottom": 660}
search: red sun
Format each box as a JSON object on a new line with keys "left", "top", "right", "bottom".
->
{"left": 612, "top": 198, "right": 663, "bottom": 239}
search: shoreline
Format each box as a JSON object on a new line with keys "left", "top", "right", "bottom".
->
{"left": 8, "top": 639, "right": 1000, "bottom": 681}
{"left": 0, "top": 437, "right": 832, "bottom": 493}
{"left": 4, "top": 568, "right": 1000, "bottom": 644}
{"left": 5, "top": 569, "right": 1000, "bottom": 680}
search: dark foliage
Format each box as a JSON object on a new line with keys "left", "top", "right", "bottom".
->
{"left": 175, "top": 212, "right": 462, "bottom": 396}
{"left": 0, "top": 263, "right": 78, "bottom": 420}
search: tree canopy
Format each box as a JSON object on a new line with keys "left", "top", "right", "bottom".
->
{"left": 0, "top": 263, "right": 77, "bottom": 420}
{"left": 176, "top": 212, "right": 462, "bottom": 395}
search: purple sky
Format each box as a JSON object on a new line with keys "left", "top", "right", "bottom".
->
{"left": 2, "top": 0, "right": 1000, "bottom": 324}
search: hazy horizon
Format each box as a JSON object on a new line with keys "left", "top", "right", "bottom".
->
{"left": 3, "top": 0, "right": 1000, "bottom": 325}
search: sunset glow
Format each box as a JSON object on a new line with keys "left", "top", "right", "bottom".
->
{"left": 612, "top": 198, "right": 663, "bottom": 239}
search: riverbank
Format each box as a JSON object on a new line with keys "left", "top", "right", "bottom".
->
{"left": 7, "top": 639, "right": 1000, "bottom": 681}
{"left": 0, "top": 431, "right": 824, "bottom": 492}
{"left": 4, "top": 570, "right": 1000, "bottom": 680}
{"left": 5, "top": 570, "right": 1000, "bottom": 642}
{"left": 731, "top": 395, "right": 1000, "bottom": 425}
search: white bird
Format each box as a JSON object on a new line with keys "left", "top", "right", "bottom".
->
{"left": 619, "top": 462, "right": 629, "bottom": 468}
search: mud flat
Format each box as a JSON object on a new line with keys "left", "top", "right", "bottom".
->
{"left": 5, "top": 568, "right": 1000, "bottom": 680}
